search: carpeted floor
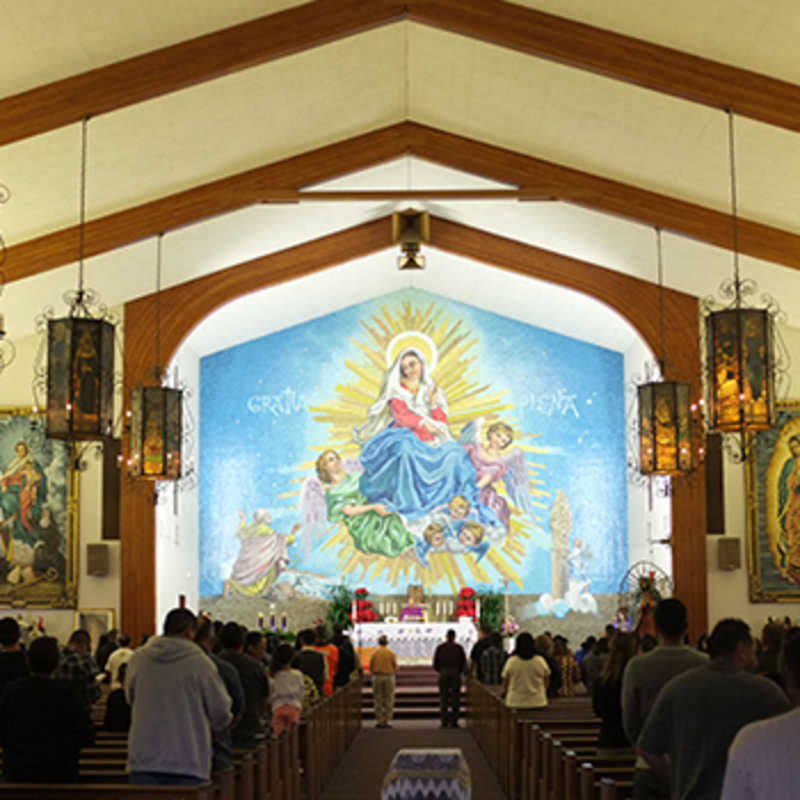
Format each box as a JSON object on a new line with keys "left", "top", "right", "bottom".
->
{"left": 319, "top": 719, "right": 506, "bottom": 799}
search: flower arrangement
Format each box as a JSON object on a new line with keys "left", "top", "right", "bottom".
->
{"left": 352, "top": 586, "right": 379, "bottom": 623}
{"left": 455, "top": 586, "right": 477, "bottom": 621}
{"left": 501, "top": 616, "right": 519, "bottom": 637}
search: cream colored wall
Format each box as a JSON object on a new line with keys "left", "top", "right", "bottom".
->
{"left": 0, "top": 326, "right": 120, "bottom": 645}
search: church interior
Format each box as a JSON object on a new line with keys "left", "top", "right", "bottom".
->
{"left": 1, "top": 0, "right": 799, "bottom": 649}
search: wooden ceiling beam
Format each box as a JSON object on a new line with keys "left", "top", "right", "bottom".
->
{"left": 408, "top": 0, "right": 800, "bottom": 133}
{"left": 1, "top": 0, "right": 800, "bottom": 149}
{"left": 6, "top": 121, "right": 800, "bottom": 283}
{"left": 0, "top": 0, "right": 405, "bottom": 148}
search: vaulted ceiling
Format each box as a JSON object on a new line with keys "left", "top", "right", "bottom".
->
{"left": 3, "top": 0, "right": 800, "bottom": 347}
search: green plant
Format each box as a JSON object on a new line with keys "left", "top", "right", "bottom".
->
{"left": 325, "top": 583, "right": 354, "bottom": 630}
{"left": 478, "top": 590, "right": 504, "bottom": 631}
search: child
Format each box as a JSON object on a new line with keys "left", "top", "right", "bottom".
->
{"left": 270, "top": 644, "right": 304, "bottom": 736}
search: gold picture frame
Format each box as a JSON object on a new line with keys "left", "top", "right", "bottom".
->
{"left": 0, "top": 407, "right": 78, "bottom": 608}
{"left": 746, "top": 400, "right": 800, "bottom": 601}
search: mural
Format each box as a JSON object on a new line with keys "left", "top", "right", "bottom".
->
{"left": 199, "top": 290, "right": 627, "bottom": 604}
{"left": 0, "top": 408, "right": 76, "bottom": 607}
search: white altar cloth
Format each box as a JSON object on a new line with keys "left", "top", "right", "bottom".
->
{"left": 354, "top": 619, "right": 478, "bottom": 664}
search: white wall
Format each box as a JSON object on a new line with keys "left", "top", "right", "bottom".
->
{"left": 155, "top": 342, "right": 201, "bottom": 629}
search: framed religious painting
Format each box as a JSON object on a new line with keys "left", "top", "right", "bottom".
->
{"left": 0, "top": 407, "right": 78, "bottom": 607}
{"left": 746, "top": 401, "right": 800, "bottom": 601}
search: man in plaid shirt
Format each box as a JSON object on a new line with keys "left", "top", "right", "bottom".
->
{"left": 479, "top": 632, "right": 507, "bottom": 686}
{"left": 55, "top": 629, "right": 101, "bottom": 711}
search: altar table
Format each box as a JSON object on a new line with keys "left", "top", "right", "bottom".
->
{"left": 381, "top": 748, "right": 471, "bottom": 800}
{"left": 354, "top": 619, "right": 478, "bottom": 666}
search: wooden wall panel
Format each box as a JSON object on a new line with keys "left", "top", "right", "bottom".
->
{"left": 121, "top": 215, "right": 708, "bottom": 643}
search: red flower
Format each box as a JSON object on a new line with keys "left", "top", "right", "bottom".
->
{"left": 355, "top": 587, "right": 369, "bottom": 598}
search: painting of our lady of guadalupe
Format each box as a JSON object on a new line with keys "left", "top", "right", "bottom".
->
{"left": 0, "top": 409, "right": 76, "bottom": 607}
{"left": 747, "top": 402, "right": 800, "bottom": 601}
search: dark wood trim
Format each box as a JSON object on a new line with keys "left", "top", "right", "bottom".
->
{"left": 409, "top": 0, "right": 800, "bottom": 133}
{"left": 0, "top": 0, "right": 405, "bottom": 147}
{"left": 121, "top": 214, "right": 707, "bottom": 645}
{"left": 2, "top": 0, "right": 800, "bottom": 148}
{"left": 7, "top": 122, "right": 800, "bottom": 283}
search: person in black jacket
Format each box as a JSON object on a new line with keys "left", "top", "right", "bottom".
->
{"left": 0, "top": 617, "right": 27, "bottom": 694}
{"left": 0, "top": 636, "right": 95, "bottom": 782}
{"left": 592, "top": 632, "right": 638, "bottom": 756}
{"left": 104, "top": 661, "right": 132, "bottom": 732}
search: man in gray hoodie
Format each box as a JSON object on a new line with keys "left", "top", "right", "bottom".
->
{"left": 126, "top": 608, "right": 232, "bottom": 786}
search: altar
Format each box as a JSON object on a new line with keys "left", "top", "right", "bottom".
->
{"left": 354, "top": 618, "right": 478, "bottom": 666}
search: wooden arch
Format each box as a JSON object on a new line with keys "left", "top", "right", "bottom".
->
{"left": 121, "top": 215, "right": 706, "bottom": 641}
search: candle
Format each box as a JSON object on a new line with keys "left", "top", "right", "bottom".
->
{"left": 270, "top": 615, "right": 276, "bottom": 631}
{"left": 281, "top": 615, "right": 287, "bottom": 631}
{"left": 257, "top": 612, "right": 264, "bottom": 630}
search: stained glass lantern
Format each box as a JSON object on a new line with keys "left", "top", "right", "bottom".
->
{"left": 46, "top": 317, "right": 115, "bottom": 440}
{"left": 128, "top": 385, "right": 182, "bottom": 480}
{"left": 706, "top": 308, "right": 774, "bottom": 433}
{"left": 638, "top": 380, "right": 693, "bottom": 475}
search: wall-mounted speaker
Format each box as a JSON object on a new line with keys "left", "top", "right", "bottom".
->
{"left": 717, "top": 537, "right": 741, "bottom": 571}
{"left": 86, "top": 543, "right": 110, "bottom": 577}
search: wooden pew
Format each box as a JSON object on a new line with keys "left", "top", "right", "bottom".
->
{"left": 0, "top": 785, "right": 214, "bottom": 799}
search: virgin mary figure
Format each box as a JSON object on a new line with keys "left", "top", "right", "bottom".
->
{"left": 354, "top": 332, "right": 500, "bottom": 525}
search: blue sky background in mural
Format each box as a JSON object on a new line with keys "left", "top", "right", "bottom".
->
{"left": 199, "top": 289, "right": 627, "bottom": 597}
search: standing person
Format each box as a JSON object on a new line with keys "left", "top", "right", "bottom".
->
{"left": 126, "top": 608, "right": 232, "bottom": 786}
{"left": 369, "top": 634, "right": 398, "bottom": 729}
{"left": 581, "top": 636, "right": 609, "bottom": 695}
{"left": 722, "top": 628, "right": 800, "bottom": 799}
{"left": 553, "top": 636, "right": 581, "bottom": 697}
{"left": 95, "top": 628, "right": 118, "bottom": 673}
{"left": 0, "top": 617, "right": 28, "bottom": 693}
{"left": 638, "top": 618, "right": 791, "bottom": 800}
{"left": 103, "top": 662, "right": 132, "bottom": 732}
{"left": 621, "top": 597, "right": 709, "bottom": 800}
{"left": 314, "top": 625, "right": 339, "bottom": 697}
{"left": 501, "top": 632, "right": 550, "bottom": 710}
{"left": 479, "top": 631, "right": 506, "bottom": 686}
{"left": 218, "top": 622, "right": 270, "bottom": 747}
{"left": 332, "top": 623, "right": 357, "bottom": 688}
{"left": 755, "top": 621, "right": 784, "bottom": 685}
{"left": 55, "top": 629, "right": 101, "bottom": 712}
{"left": 433, "top": 628, "right": 466, "bottom": 728}
{"left": 195, "top": 619, "right": 244, "bottom": 774}
{"left": 270, "top": 644, "right": 305, "bottom": 736}
{"left": 294, "top": 628, "right": 327, "bottom": 696}
{"left": 592, "top": 632, "right": 637, "bottom": 755}
{"left": 0, "top": 636, "right": 95, "bottom": 782}
{"left": 469, "top": 625, "right": 491, "bottom": 682}
{"left": 105, "top": 634, "right": 134, "bottom": 688}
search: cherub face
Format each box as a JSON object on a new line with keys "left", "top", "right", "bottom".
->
{"left": 459, "top": 525, "right": 482, "bottom": 548}
{"left": 400, "top": 353, "right": 423, "bottom": 382}
{"left": 488, "top": 427, "right": 512, "bottom": 450}
{"left": 449, "top": 497, "right": 470, "bottom": 519}
{"left": 429, "top": 530, "right": 445, "bottom": 548}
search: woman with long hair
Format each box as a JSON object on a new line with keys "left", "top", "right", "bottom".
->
{"left": 592, "top": 632, "right": 638, "bottom": 755}
{"left": 270, "top": 644, "right": 305, "bottom": 737}
{"left": 552, "top": 636, "right": 581, "bottom": 697}
{"left": 501, "top": 632, "right": 550, "bottom": 710}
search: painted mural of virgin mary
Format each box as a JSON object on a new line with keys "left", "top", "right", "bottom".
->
{"left": 354, "top": 332, "right": 500, "bottom": 525}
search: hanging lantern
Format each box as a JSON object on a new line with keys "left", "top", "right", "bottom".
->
{"left": 45, "top": 118, "right": 115, "bottom": 442}
{"left": 46, "top": 316, "right": 115, "bottom": 440}
{"left": 128, "top": 385, "right": 182, "bottom": 480}
{"left": 638, "top": 380, "right": 693, "bottom": 475}
{"left": 127, "top": 233, "right": 183, "bottom": 481}
{"left": 706, "top": 308, "right": 774, "bottom": 433}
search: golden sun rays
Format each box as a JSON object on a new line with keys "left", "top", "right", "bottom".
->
{"left": 299, "top": 299, "right": 551, "bottom": 590}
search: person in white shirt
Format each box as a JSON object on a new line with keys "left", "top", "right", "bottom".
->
{"left": 501, "top": 632, "right": 550, "bottom": 709}
{"left": 105, "top": 634, "right": 134, "bottom": 689}
{"left": 270, "top": 643, "right": 304, "bottom": 737}
{"left": 721, "top": 628, "right": 800, "bottom": 800}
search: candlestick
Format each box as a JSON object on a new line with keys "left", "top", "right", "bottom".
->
{"left": 281, "top": 615, "right": 287, "bottom": 632}
{"left": 257, "top": 612, "right": 264, "bottom": 630}
{"left": 269, "top": 615, "right": 276, "bottom": 631}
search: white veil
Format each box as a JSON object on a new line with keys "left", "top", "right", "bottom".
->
{"left": 353, "top": 347, "right": 449, "bottom": 445}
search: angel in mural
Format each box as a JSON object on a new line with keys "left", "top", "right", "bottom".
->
{"left": 305, "top": 450, "right": 418, "bottom": 559}
{"left": 459, "top": 418, "right": 539, "bottom": 531}
{"left": 354, "top": 334, "right": 500, "bottom": 526}
{"left": 224, "top": 509, "right": 299, "bottom": 597}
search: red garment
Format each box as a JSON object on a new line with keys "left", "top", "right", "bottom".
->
{"left": 389, "top": 397, "right": 447, "bottom": 442}
{"left": 315, "top": 644, "right": 339, "bottom": 697}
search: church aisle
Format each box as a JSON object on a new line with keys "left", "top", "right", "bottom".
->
{"left": 318, "top": 719, "right": 506, "bottom": 799}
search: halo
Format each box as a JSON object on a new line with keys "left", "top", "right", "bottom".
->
{"left": 386, "top": 331, "right": 438, "bottom": 373}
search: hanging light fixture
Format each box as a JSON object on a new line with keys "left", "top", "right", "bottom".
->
{"left": 638, "top": 229, "right": 693, "bottom": 476}
{"left": 705, "top": 112, "right": 775, "bottom": 442}
{"left": 46, "top": 117, "right": 115, "bottom": 441}
{"left": 393, "top": 209, "right": 429, "bottom": 270}
{"left": 127, "top": 233, "right": 182, "bottom": 480}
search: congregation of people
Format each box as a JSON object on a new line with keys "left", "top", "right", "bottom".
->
{"left": 0, "top": 611, "right": 360, "bottom": 786}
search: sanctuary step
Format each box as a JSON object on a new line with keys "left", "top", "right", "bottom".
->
{"left": 361, "top": 666, "right": 466, "bottom": 720}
